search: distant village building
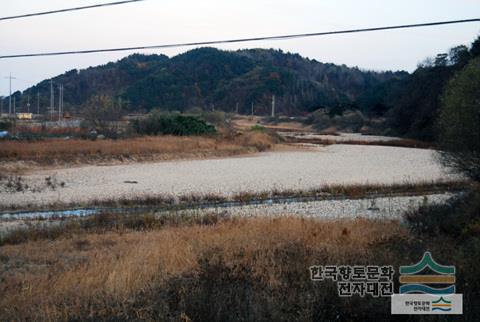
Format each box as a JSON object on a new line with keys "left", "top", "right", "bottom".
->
{"left": 16, "top": 113, "right": 33, "bottom": 120}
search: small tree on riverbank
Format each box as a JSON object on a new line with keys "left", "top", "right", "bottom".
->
{"left": 82, "top": 95, "right": 124, "bottom": 137}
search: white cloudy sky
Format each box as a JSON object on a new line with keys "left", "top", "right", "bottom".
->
{"left": 1, "top": 0, "right": 479, "bottom": 96}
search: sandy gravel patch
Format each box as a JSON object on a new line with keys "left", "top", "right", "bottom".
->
{"left": 0, "top": 145, "right": 456, "bottom": 208}
{"left": 179, "top": 193, "right": 453, "bottom": 220}
{"left": 279, "top": 132, "right": 403, "bottom": 142}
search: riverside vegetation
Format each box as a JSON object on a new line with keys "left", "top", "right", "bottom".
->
{"left": 0, "top": 186, "right": 479, "bottom": 321}
{"left": 0, "top": 112, "right": 278, "bottom": 170}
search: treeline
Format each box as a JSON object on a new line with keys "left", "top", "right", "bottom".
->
{"left": 357, "top": 36, "right": 480, "bottom": 141}
{"left": 9, "top": 48, "right": 404, "bottom": 116}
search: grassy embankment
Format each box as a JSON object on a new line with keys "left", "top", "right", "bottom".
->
{"left": 1, "top": 186, "right": 479, "bottom": 321}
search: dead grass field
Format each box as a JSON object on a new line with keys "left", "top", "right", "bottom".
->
{"left": 0, "top": 132, "right": 275, "bottom": 169}
{"left": 0, "top": 216, "right": 407, "bottom": 321}
{"left": 1, "top": 203, "right": 479, "bottom": 321}
{"left": 232, "top": 116, "right": 312, "bottom": 132}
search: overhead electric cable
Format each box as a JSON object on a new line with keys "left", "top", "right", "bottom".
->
{"left": 1, "top": 18, "right": 479, "bottom": 59}
{"left": 0, "top": 0, "right": 145, "bottom": 21}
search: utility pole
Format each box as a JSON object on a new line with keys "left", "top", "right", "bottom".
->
{"left": 251, "top": 102, "right": 254, "bottom": 116}
{"left": 27, "top": 95, "right": 30, "bottom": 113}
{"left": 61, "top": 85, "right": 64, "bottom": 119}
{"left": 271, "top": 95, "right": 276, "bottom": 118}
{"left": 37, "top": 91, "right": 40, "bottom": 115}
{"left": 4, "top": 73, "right": 16, "bottom": 116}
{"left": 58, "top": 84, "right": 62, "bottom": 121}
{"left": 57, "top": 84, "right": 64, "bottom": 121}
{"left": 13, "top": 96, "right": 16, "bottom": 115}
{"left": 9, "top": 75, "right": 12, "bottom": 116}
{"left": 0, "top": 97, "right": 3, "bottom": 116}
{"left": 235, "top": 102, "right": 239, "bottom": 115}
{"left": 50, "top": 79, "right": 54, "bottom": 119}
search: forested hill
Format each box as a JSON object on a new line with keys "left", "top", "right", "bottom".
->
{"left": 16, "top": 47, "right": 407, "bottom": 115}
{"left": 357, "top": 36, "right": 480, "bottom": 141}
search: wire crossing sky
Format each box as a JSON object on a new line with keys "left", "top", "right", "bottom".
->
{"left": 1, "top": 0, "right": 480, "bottom": 96}
{"left": 1, "top": 18, "right": 479, "bottom": 59}
{"left": 0, "top": 0, "right": 145, "bottom": 21}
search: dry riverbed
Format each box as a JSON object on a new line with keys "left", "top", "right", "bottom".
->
{"left": 279, "top": 132, "right": 403, "bottom": 142}
{"left": 0, "top": 144, "right": 458, "bottom": 209}
{"left": 187, "top": 193, "right": 453, "bottom": 220}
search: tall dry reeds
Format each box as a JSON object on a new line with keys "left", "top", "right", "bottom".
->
{"left": 0, "top": 216, "right": 407, "bottom": 321}
{"left": 0, "top": 135, "right": 275, "bottom": 165}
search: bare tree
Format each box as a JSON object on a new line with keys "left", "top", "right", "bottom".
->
{"left": 83, "top": 95, "right": 124, "bottom": 137}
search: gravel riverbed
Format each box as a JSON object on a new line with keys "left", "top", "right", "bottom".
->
{"left": 174, "top": 193, "right": 453, "bottom": 220}
{"left": 278, "top": 132, "right": 404, "bottom": 142}
{"left": 0, "top": 193, "right": 454, "bottom": 236}
{"left": 0, "top": 145, "right": 457, "bottom": 208}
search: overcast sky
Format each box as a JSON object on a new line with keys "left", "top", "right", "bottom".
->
{"left": 1, "top": 0, "right": 479, "bottom": 96}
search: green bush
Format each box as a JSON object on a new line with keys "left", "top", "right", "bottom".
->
{"left": 132, "top": 112, "right": 216, "bottom": 136}
{"left": 250, "top": 124, "right": 268, "bottom": 133}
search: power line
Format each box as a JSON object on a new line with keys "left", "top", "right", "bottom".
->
{"left": 0, "top": 0, "right": 145, "bottom": 21}
{"left": 1, "top": 18, "right": 479, "bottom": 59}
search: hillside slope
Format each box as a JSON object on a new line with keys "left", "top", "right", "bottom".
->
{"left": 15, "top": 48, "right": 406, "bottom": 115}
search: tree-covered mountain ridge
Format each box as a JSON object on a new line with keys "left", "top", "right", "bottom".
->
{"left": 20, "top": 47, "right": 407, "bottom": 115}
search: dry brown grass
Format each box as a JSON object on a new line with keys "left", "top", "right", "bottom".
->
{"left": 0, "top": 134, "right": 276, "bottom": 167}
{"left": 15, "top": 125, "right": 87, "bottom": 137}
{"left": 0, "top": 216, "right": 406, "bottom": 321}
{"left": 1, "top": 211, "right": 478, "bottom": 321}
{"left": 319, "top": 126, "right": 339, "bottom": 135}
{"left": 235, "top": 131, "right": 277, "bottom": 151}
